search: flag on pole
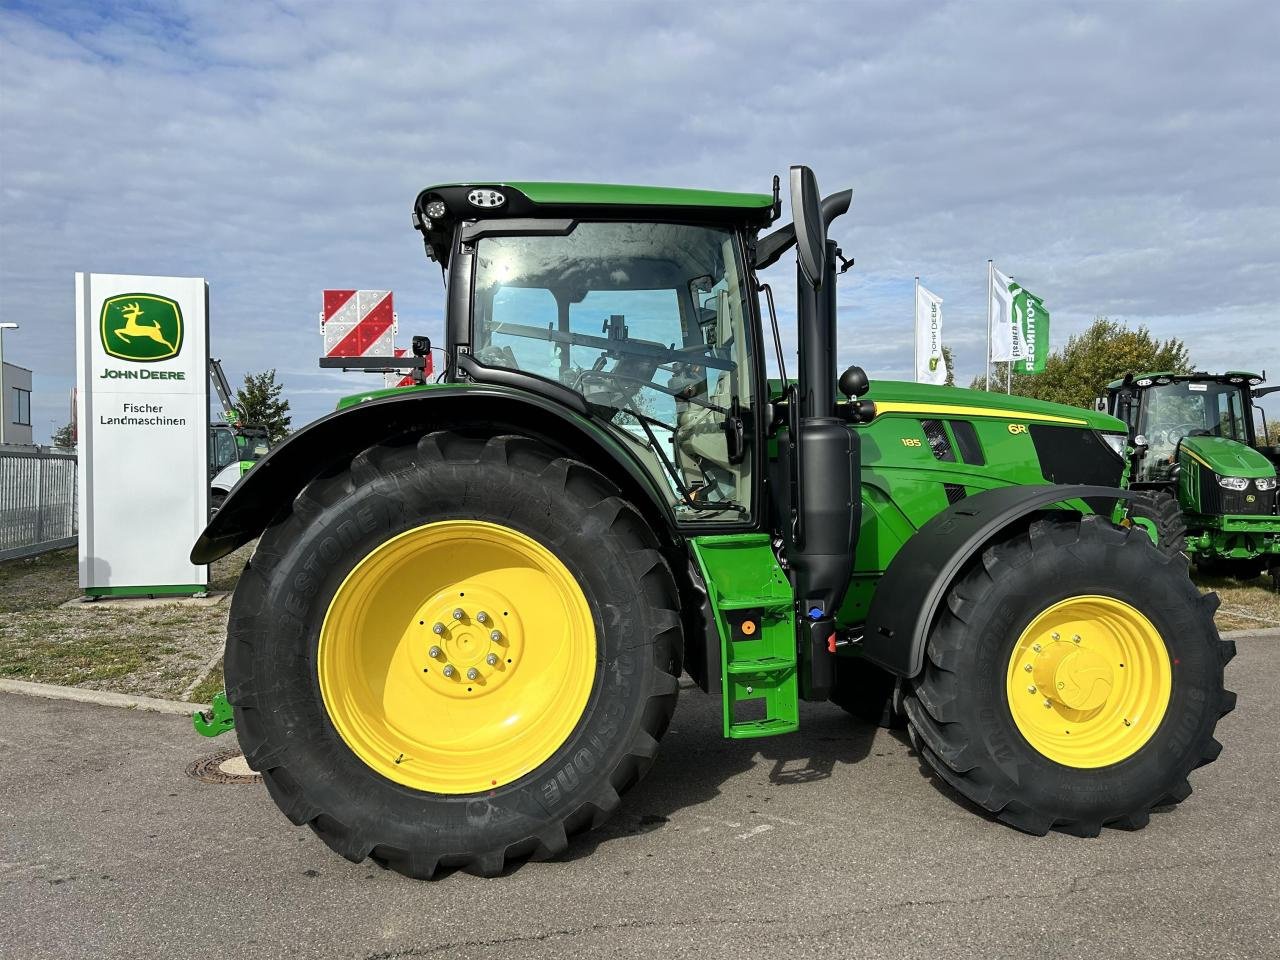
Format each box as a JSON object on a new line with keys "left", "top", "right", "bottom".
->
{"left": 914, "top": 283, "right": 947, "bottom": 384}
{"left": 989, "top": 266, "right": 1019, "bottom": 362}
{"left": 1011, "top": 284, "right": 1049, "bottom": 375}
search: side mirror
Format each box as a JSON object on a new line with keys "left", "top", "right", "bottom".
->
{"left": 790, "top": 165, "right": 826, "bottom": 289}
{"left": 839, "top": 365, "right": 870, "bottom": 398}
{"left": 1093, "top": 396, "right": 1106, "bottom": 412}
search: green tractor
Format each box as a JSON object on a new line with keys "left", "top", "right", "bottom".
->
{"left": 1103, "top": 371, "right": 1280, "bottom": 587}
{"left": 193, "top": 167, "right": 1234, "bottom": 878}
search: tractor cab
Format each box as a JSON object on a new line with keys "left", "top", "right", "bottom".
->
{"left": 1104, "top": 371, "right": 1276, "bottom": 485}
{"left": 413, "top": 183, "right": 780, "bottom": 525}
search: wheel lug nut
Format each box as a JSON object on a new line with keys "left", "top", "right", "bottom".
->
{"left": 1032, "top": 643, "right": 1042, "bottom": 653}
{"left": 1023, "top": 664, "right": 1033, "bottom": 673}
{"left": 1072, "top": 634, "right": 1081, "bottom": 644}
{"left": 442, "top": 665, "right": 456, "bottom": 678}
{"left": 476, "top": 611, "right": 489, "bottom": 624}
{"left": 1027, "top": 685, "right": 1037, "bottom": 694}
{"left": 428, "top": 645, "right": 442, "bottom": 659}
{"left": 432, "top": 622, "right": 445, "bottom": 635}
{"left": 486, "top": 653, "right": 499, "bottom": 666}
{"left": 466, "top": 667, "right": 480, "bottom": 681}
{"left": 1043, "top": 698, "right": 1053, "bottom": 708}
{"left": 452, "top": 608, "right": 465, "bottom": 620}
{"left": 490, "top": 629, "right": 502, "bottom": 642}
{"left": 1051, "top": 632, "right": 1060, "bottom": 641}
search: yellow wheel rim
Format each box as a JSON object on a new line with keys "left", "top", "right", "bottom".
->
{"left": 317, "top": 520, "right": 596, "bottom": 794}
{"left": 1006, "top": 595, "right": 1171, "bottom": 768}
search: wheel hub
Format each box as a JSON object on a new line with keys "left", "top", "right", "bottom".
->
{"left": 416, "top": 586, "right": 524, "bottom": 697}
{"left": 1032, "top": 641, "right": 1113, "bottom": 712}
{"left": 1006, "top": 595, "right": 1171, "bottom": 768}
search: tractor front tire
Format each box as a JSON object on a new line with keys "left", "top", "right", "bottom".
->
{"left": 902, "top": 515, "right": 1235, "bottom": 836}
{"left": 1127, "top": 489, "right": 1186, "bottom": 561}
{"left": 224, "top": 431, "right": 682, "bottom": 878}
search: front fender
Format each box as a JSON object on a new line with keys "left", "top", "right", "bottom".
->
{"left": 190, "top": 384, "right": 674, "bottom": 564}
{"left": 859, "top": 484, "right": 1138, "bottom": 678}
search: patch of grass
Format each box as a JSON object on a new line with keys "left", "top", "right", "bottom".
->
{"left": 0, "top": 548, "right": 81, "bottom": 614}
{"left": 189, "top": 660, "right": 225, "bottom": 705}
{"left": 0, "top": 542, "right": 253, "bottom": 699}
{"left": 1192, "top": 571, "right": 1280, "bottom": 631}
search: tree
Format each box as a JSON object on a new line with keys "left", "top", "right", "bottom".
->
{"left": 968, "top": 317, "right": 1192, "bottom": 407}
{"left": 237, "top": 369, "right": 292, "bottom": 443}
{"left": 51, "top": 422, "right": 75, "bottom": 451}
{"left": 941, "top": 344, "right": 956, "bottom": 387}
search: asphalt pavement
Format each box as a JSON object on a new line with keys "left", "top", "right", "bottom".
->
{"left": 2, "top": 633, "right": 1277, "bottom": 960}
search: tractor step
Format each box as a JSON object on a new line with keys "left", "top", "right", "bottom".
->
{"left": 690, "top": 534, "right": 798, "bottom": 739}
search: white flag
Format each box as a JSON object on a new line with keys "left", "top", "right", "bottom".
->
{"left": 989, "top": 266, "right": 1017, "bottom": 362}
{"left": 914, "top": 284, "right": 947, "bottom": 384}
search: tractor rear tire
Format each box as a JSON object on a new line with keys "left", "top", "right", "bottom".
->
{"left": 1127, "top": 489, "right": 1186, "bottom": 561}
{"left": 224, "top": 431, "right": 682, "bottom": 878}
{"left": 902, "top": 515, "right": 1235, "bottom": 836}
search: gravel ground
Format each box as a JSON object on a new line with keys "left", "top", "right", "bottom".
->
{"left": 0, "top": 544, "right": 250, "bottom": 702}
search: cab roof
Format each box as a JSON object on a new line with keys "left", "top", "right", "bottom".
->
{"left": 412, "top": 180, "right": 778, "bottom": 265}
{"left": 1105, "top": 371, "right": 1265, "bottom": 391}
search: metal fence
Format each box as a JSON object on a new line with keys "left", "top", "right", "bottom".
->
{"left": 0, "top": 449, "right": 78, "bottom": 561}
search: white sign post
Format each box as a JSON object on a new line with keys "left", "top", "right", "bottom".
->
{"left": 75, "top": 273, "right": 210, "bottom": 596}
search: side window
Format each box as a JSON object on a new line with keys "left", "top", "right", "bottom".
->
{"left": 212, "top": 429, "right": 237, "bottom": 471}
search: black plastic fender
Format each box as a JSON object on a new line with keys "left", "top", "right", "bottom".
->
{"left": 860, "top": 484, "right": 1138, "bottom": 678}
{"left": 189, "top": 385, "right": 674, "bottom": 564}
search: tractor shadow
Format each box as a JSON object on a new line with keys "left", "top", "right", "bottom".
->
{"left": 562, "top": 686, "right": 907, "bottom": 862}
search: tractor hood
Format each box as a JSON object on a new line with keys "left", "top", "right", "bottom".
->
{"left": 1180, "top": 435, "right": 1277, "bottom": 479}
{"left": 861, "top": 381, "right": 1127, "bottom": 433}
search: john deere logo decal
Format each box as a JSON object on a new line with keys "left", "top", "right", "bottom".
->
{"left": 100, "top": 294, "right": 183, "bottom": 362}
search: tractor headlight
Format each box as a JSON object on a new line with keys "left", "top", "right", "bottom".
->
{"left": 425, "top": 199, "right": 448, "bottom": 220}
{"left": 1256, "top": 476, "right": 1278, "bottom": 491}
{"left": 1100, "top": 433, "right": 1126, "bottom": 457}
{"left": 1216, "top": 475, "right": 1250, "bottom": 491}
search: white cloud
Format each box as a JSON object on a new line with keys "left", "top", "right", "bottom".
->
{"left": 2, "top": 0, "right": 1277, "bottom": 439}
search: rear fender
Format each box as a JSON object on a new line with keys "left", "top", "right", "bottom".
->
{"left": 189, "top": 385, "right": 675, "bottom": 564}
{"left": 860, "top": 484, "right": 1138, "bottom": 678}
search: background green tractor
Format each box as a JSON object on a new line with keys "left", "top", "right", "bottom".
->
{"left": 1103, "top": 371, "right": 1280, "bottom": 588}
{"left": 193, "top": 167, "right": 1234, "bottom": 878}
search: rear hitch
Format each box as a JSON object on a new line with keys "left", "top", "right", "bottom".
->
{"left": 193, "top": 690, "right": 235, "bottom": 738}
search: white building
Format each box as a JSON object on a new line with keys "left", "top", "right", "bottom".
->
{"left": 2, "top": 362, "right": 34, "bottom": 446}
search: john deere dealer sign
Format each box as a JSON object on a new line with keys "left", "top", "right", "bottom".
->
{"left": 76, "top": 274, "right": 210, "bottom": 595}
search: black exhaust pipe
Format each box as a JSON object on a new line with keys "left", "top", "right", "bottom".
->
{"left": 785, "top": 168, "right": 859, "bottom": 701}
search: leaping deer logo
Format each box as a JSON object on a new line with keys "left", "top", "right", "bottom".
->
{"left": 115, "top": 302, "right": 176, "bottom": 352}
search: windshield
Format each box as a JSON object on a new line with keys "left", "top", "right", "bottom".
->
{"left": 471, "top": 221, "right": 755, "bottom": 521}
{"left": 1136, "top": 380, "right": 1250, "bottom": 481}
{"left": 237, "top": 431, "right": 271, "bottom": 460}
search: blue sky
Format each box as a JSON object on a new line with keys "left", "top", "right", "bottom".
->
{"left": 2, "top": 0, "right": 1277, "bottom": 440}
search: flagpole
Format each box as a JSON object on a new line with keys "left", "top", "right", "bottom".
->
{"left": 913, "top": 276, "right": 920, "bottom": 383}
{"left": 985, "top": 260, "right": 993, "bottom": 391}
{"left": 1006, "top": 274, "right": 1014, "bottom": 395}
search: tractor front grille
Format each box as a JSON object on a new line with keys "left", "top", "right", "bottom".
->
{"left": 1197, "top": 465, "right": 1278, "bottom": 515}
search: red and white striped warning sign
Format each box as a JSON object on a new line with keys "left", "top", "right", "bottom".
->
{"left": 322, "top": 290, "right": 396, "bottom": 358}
{"left": 385, "top": 348, "right": 416, "bottom": 388}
